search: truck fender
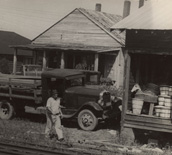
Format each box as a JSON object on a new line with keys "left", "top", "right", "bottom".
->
{"left": 64, "top": 102, "right": 103, "bottom": 119}
{"left": 79, "top": 101, "right": 103, "bottom": 112}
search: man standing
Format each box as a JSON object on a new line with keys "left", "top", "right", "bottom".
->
{"left": 45, "top": 89, "right": 64, "bottom": 142}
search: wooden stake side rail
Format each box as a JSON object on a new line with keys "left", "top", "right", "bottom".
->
{"left": 0, "top": 75, "right": 42, "bottom": 103}
{"left": 124, "top": 113, "right": 172, "bottom": 133}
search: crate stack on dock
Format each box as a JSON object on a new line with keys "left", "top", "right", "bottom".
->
{"left": 155, "top": 85, "right": 172, "bottom": 118}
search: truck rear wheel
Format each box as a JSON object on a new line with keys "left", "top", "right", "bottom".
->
{"left": 0, "top": 101, "right": 14, "bottom": 120}
{"left": 78, "top": 109, "right": 98, "bottom": 131}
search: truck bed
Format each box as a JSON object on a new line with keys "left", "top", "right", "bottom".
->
{"left": 0, "top": 74, "right": 42, "bottom": 103}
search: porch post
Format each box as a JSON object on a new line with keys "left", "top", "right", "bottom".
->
{"left": 94, "top": 53, "right": 99, "bottom": 71}
{"left": 61, "top": 51, "right": 65, "bottom": 69}
{"left": 13, "top": 49, "right": 17, "bottom": 74}
{"left": 121, "top": 49, "right": 131, "bottom": 130}
{"left": 73, "top": 55, "right": 75, "bottom": 68}
{"left": 32, "top": 50, "right": 36, "bottom": 64}
{"left": 42, "top": 51, "right": 47, "bottom": 70}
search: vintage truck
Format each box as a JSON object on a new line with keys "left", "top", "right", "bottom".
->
{"left": 0, "top": 69, "right": 121, "bottom": 131}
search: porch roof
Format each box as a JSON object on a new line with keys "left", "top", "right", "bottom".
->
{"left": 10, "top": 43, "right": 120, "bottom": 53}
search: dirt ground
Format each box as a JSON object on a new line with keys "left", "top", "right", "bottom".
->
{"left": 1, "top": 114, "right": 172, "bottom": 154}
{"left": 0, "top": 114, "right": 120, "bottom": 144}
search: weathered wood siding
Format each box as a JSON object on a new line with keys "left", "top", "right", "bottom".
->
{"left": 104, "top": 50, "right": 124, "bottom": 87}
{"left": 33, "top": 9, "right": 121, "bottom": 48}
{"left": 125, "top": 113, "right": 172, "bottom": 133}
{"left": 115, "top": 50, "right": 124, "bottom": 87}
{"left": 126, "top": 30, "right": 172, "bottom": 50}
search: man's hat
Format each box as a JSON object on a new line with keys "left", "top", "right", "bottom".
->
{"left": 52, "top": 89, "right": 58, "bottom": 95}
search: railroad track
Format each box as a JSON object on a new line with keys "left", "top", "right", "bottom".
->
{"left": 0, "top": 139, "right": 134, "bottom": 155}
{"left": 0, "top": 141, "right": 96, "bottom": 155}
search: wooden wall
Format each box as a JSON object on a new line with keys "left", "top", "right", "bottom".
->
{"left": 126, "top": 30, "right": 172, "bottom": 50}
{"left": 105, "top": 50, "right": 124, "bottom": 88}
{"left": 33, "top": 9, "right": 121, "bottom": 48}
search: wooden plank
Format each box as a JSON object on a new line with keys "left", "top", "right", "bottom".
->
{"left": 125, "top": 120, "right": 172, "bottom": 130}
{"left": 129, "top": 49, "right": 172, "bottom": 55}
{"left": 0, "top": 93, "right": 35, "bottom": 100}
{"left": 148, "top": 103, "right": 154, "bottom": 115}
{"left": 124, "top": 123, "right": 172, "bottom": 133}
{"left": 125, "top": 113, "right": 172, "bottom": 125}
{"left": 121, "top": 50, "right": 131, "bottom": 128}
{"left": 126, "top": 30, "right": 172, "bottom": 49}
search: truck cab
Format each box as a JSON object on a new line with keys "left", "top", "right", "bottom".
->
{"left": 42, "top": 69, "right": 121, "bottom": 131}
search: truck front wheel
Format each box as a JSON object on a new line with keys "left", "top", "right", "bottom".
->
{"left": 78, "top": 109, "right": 98, "bottom": 131}
{"left": 0, "top": 101, "right": 14, "bottom": 119}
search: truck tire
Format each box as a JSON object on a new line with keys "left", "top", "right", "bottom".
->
{"left": 0, "top": 101, "right": 14, "bottom": 120}
{"left": 78, "top": 109, "right": 98, "bottom": 131}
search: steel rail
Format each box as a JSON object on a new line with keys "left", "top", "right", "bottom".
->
{"left": 0, "top": 141, "right": 96, "bottom": 155}
{"left": 0, "top": 139, "right": 135, "bottom": 155}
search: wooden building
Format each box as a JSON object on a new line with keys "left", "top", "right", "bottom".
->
{"left": 111, "top": 0, "right": 172, "bottom": 137}
{"left": 11, "top": 7, "right": 125, "bottom": 87}
{"left": 0, "top": 30, "right": 31, "bottom": 73}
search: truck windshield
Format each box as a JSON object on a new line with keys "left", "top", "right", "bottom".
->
{"left": 85, "top": 74, "right": 99, "bottom": 85}
{"left": 66, "top": 78, "right": 83, "bottom": 87}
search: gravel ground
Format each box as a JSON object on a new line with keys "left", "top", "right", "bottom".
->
{"left": 0, "top": 114, "right": 120, "bottom": 145}
{"left": 1, "top": 114, "right": 172, "bottom": 155}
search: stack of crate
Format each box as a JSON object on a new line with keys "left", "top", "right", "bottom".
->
{"left": 155, "top": 85, "right": 172, "bottom": 118}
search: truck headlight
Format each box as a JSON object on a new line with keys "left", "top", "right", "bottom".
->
{"left": 98, "top": 90, "right": 111, "bottom": 107}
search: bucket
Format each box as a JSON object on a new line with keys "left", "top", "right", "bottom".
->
{"left": 164, "top": 96, "right": 172, "bottom": 107}
{"left": 158, "top": 95, "right": 165, "bottom": 106}
{"left": 155, "top": 106, "right": 172, "bottom": 118}
{"left": 169, "top": 86, "right": 172, "bottom": 96}
{"left": 132, "top": 98, "right": 144, "bottom": 115}
{"left": 154, "top": 105, "right": 163, "bottom": 117}
{"left": 160, "top": 85, "right": 169, "bottom": 95}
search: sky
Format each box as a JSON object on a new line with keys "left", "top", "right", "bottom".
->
{"left": 0, "top": 0, "right": 141, "bottom": 40}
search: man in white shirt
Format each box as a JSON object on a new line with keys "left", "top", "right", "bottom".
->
{"left": 45, "top": 89, "right": 64, "bottom": 142}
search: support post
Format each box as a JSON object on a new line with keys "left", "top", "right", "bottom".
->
{"left": 42, "top": 51, "right": 47, "bottom": 70}
{"left": 94, "top": 54, "right": 99, "bottom": 71}
{"left": 73, "top": 55, "right": 75, "bottom": 68}
{"left": 136, "top": 55, "right": 140, "bottom": 83}
{"left": 33, "top": 51, "right": 36, "bottom": 64}
{"left": 61, "top": 52, "right": 65, "bottom": 69}
{"left": 121, "top": 50, "right": 131, "bottom": 130}
{"left": 13, "top": 49, "right": 17, "bottom": 75}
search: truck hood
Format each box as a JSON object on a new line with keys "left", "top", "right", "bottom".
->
{"left": 65, "top": 86, "right": 103, "bottom": 96}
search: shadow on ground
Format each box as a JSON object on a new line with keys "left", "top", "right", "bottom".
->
{"left": 15, "top": 113, "right": 121, "bottom": 131}
{"left": 62, "top": 117, "right": 121, "bottom": 131}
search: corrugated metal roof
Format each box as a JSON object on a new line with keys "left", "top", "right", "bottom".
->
{"left": 111, "top": 0, "right": 172, "bottom": 30}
